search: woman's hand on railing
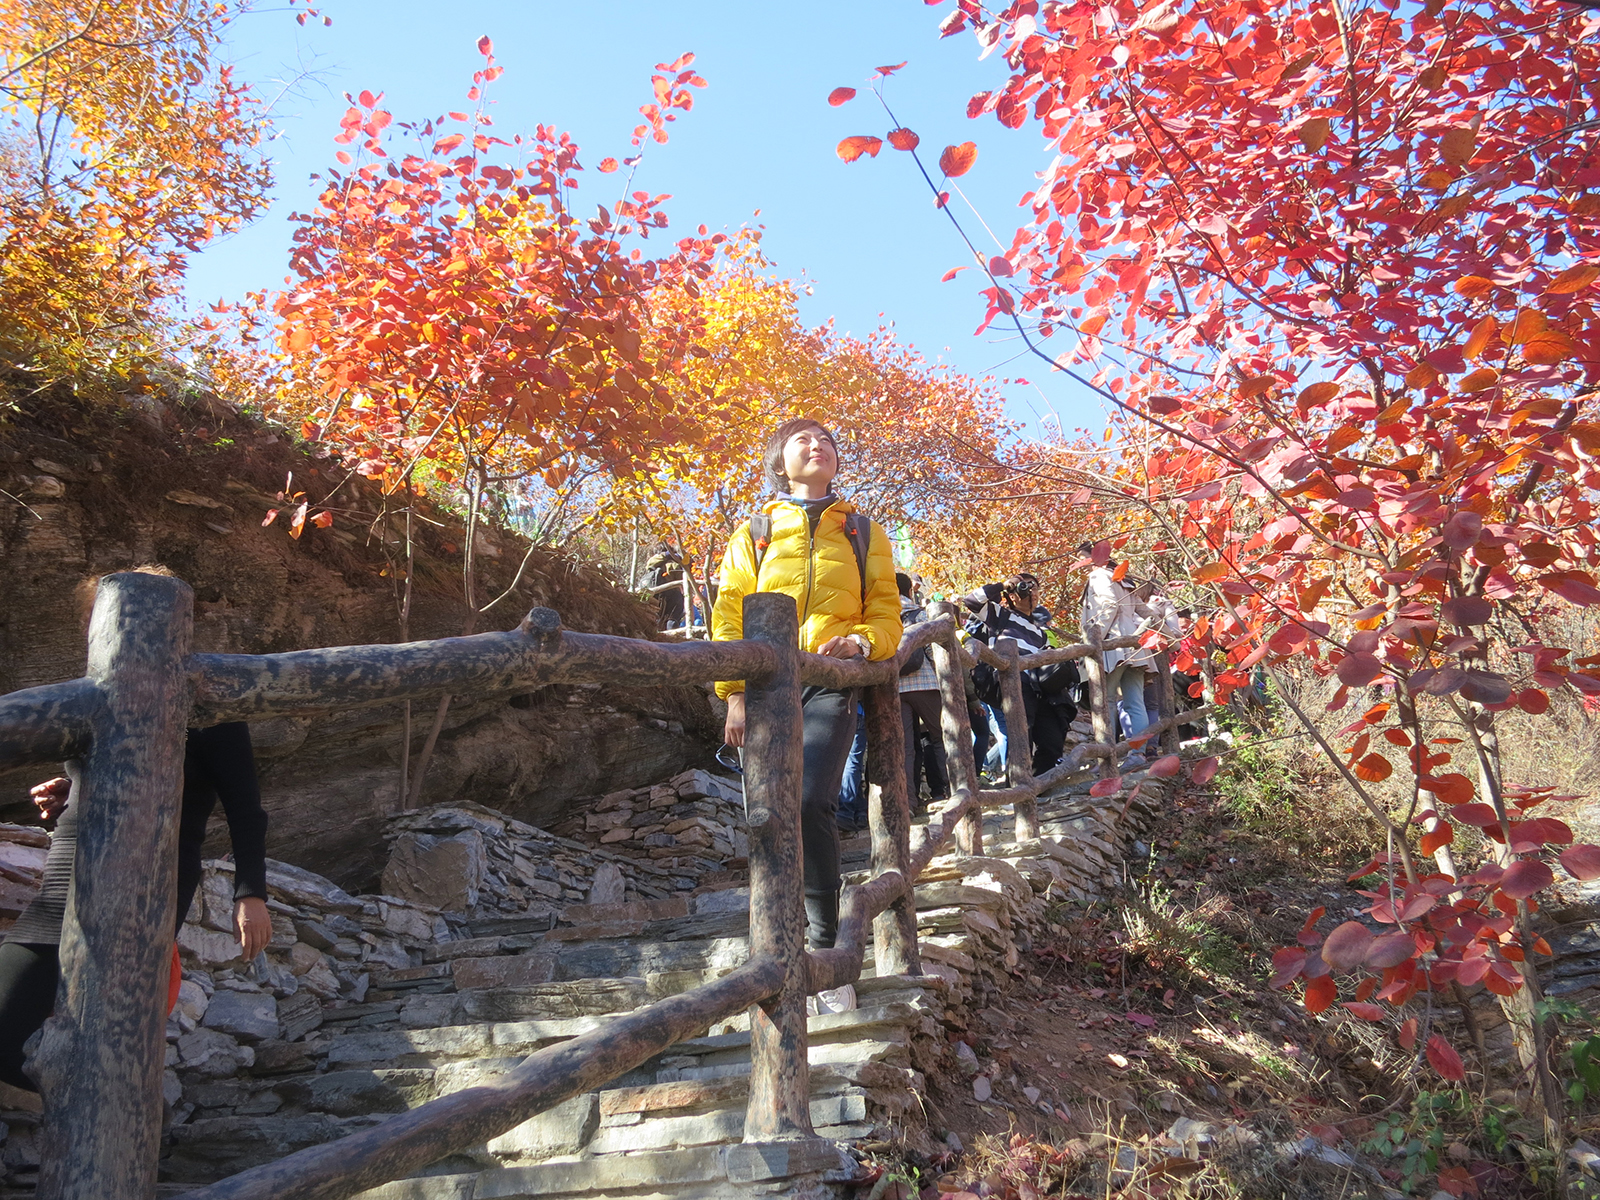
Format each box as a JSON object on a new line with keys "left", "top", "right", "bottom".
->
{"left": 817, "top": 635, "right": 864, "bottom": 660}
{"left": 724, "top": 692, "right": 747, "bottom": 748}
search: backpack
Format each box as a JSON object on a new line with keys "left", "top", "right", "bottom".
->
{"left": 898, "top": 604, "right": 930, "bottom": 678}
{"left": 748, "top": 510, "right": 872, "bottom": 599}
{"left": 964, "top": 613, "right": 1004, "bottom": 705}
{"left": 643, "top": 556, "right": 680, "bottom": 590}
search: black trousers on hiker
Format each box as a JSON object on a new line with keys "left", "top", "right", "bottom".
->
{"left": 1024, "top": 687, "right": 1073, "bottom": 776}
{"left": 0, "top": 942, "right": 56, "bottom": 1091}
{"left": 800, "top": 685, "right": 858, "bottom": 951}
{"left": 900, "top": 690, "right": 948, "bottom": 809}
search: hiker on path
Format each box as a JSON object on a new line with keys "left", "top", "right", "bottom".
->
{"left": 643, "top": 543, "right": 686, "bottom": 630}
{"left": 0, "top": 571, "right": 271, "bottom": 1095}
{"left": 962, "top": 573, "right": 1080, "bottom": 777}
{"left": 1080, "top": 549, "right": 1181, "bottom": 764}
{"left": 713, "top": 419, "right": 901, "bottom": 1015}
{"left": 895, "top": 572, "right": 947, "bottom": 814}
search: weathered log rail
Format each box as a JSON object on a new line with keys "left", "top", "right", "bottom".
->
{"left": 0, "top": 572, "right": 1204, "bottom": 1200}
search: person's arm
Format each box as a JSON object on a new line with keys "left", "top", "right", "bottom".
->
{"left": 847, "top": 520, "right": 904, "bottom": 661}
{"left": 189, "top": 723, "right": 272, "bottom": 958}
{"left": 961, "top": 583, "right": 1001, "bottom": 612}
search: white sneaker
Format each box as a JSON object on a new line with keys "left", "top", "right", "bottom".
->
{"left": 811, "top": 984, "right": 856, "bottom": 1015}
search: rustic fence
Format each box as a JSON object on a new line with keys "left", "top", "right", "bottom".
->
{"left": 0, "top": 572, "right": 1201, "bottom": 1200}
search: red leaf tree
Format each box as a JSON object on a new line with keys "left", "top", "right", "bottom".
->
{"left": 838, "top": 0, "right": 1600, "bottom": 1143}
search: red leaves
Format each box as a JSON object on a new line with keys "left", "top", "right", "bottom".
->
{"left": 939, "top": 142, "right": 978, "bottom": 177}
{"left": 1440, "top": 510, "right": 1483, "bottom": 551}
{"left": 1335, "top": 653, "right": 1384, "bottom": 687}
{"left": 597, "top": 158, "right": 619, "bottom": 173}
{"left": 1425, "top": 1034, "right": 1466, "bottom": 1081}
{"left": 1353, "top": 753, "right": 1392, "bottom": 783}
{"left": 828, "top": 87, "right": 857, "bottom": 106}
{"left": 1560, "top": 843, "right": 1600, "bottom": 880}
{"left": 1190, "top": 756, "right": 1220, "bottom": 785}
{"left": 1420, "top": 823, "right": 1454, "bottom": 855}
{"left": 887, "top": 128, "right": 920, "bottom": 151}
{"left": 1296, "top": 905, "right": 1327, "bottom": 946}
{"left": 1322, "top": 921, "right": 1373, "bottom": 971}
{"left": 1366, "top": 932, "right": 1416, "bottom": 969}
{"left": 1499, "top": 858, "right": 1554, "bottom": 899}
{"left": 1269, "top": 947, "right": 1307, "bottom": 989}
{"left": 1440, "top": 596, "right": 1491, "bottom": 627}
{"left": 1303, "top": 974, "right": 1336, "bottom": 1014}
{"left": 1147, "top": 754, "right": 1181, "bottom": 778}
{"left": 1449, "top": 803, "right": 1498, "bottom": 827}
{"left": 836, "top": 136, "right": 883, "bottom": 163}
{"left": 1342, "top": 1001, "right": 1385, "bottom": 1021}
{"left": 476, "top": 35, "right": 493, "bottom": 57}
{"left": 1539, "top": 571, "right": 1600, "bottom": 606}
{"left": 1089, "top": 776, "right": 1122, "bottom": 797}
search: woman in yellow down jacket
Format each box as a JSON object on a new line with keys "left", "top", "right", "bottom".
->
{"left": 714, "top": 418, "right": 901, "bottom": 1013}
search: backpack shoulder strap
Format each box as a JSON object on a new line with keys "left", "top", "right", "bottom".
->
{"left": 842, "top": 513, "right": 871, "bottom": 600}
{"left": 748, "top": 513, "right": 773, "bottom": 584}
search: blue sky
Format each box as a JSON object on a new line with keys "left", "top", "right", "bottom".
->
{"left": 189, "top": 0, "right": 1108, "bottom": 438}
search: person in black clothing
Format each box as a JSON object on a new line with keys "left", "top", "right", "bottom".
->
{"left": 0, "top": 582, "right": 272, "bottom": 1095}
{"left": 643, "top": 543, "right": 686, "bottom": 630}
{"left": 962, "top": 573, "right": 1080, "bottom": 777}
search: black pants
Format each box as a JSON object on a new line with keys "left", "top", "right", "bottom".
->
{"left": 900, "top": 691, "right": 948, "bottom": 807}
{"left": 0, "top": 942, "right": 58, "bottom": 1092}
{"left": 1024, "top": 688, "right": 1072, "bottom": 776}
{"left": 800, "top": 686, "right": 858, "bottom": 951}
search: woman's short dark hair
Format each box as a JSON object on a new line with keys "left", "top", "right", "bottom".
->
{"left": 763, "top": 418, "right": 838, "bottom": 495}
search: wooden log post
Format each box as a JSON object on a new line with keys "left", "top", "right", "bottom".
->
{"left": 996, "top": 639, "right": 1037, "bottom": 842}
{"left": 926, "top": 604, "right": 982, "bottom": 856}
{"left": 1155, "top": 653, "right": 1179, "bottom": 756}
{"left": 37, "top": 572, "right": 194, "bottom": 1200}
{"left": 1082, "top": 634, "right": 1119, "bottom": 781}
{"left": 864, "top": 680, "right": 919, "bottom": 977}
{"left": 741, "top": 593, "right": 812, "bottom": 1141}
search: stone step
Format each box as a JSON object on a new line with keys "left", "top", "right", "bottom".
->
{"left": 351, "top": 1138, "right": 857, "bottom": 1200}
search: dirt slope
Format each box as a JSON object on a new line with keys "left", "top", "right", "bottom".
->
{"left": 0, "top": 379, "right": 716, "bottom": 888}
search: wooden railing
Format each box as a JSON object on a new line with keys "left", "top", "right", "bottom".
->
{"left": 0, "top": 574, "right": 1203, "bottom": 1200}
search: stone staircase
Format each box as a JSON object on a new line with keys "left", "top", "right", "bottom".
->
{"left": 0, "top": 754, "right": 1176, "bottom": 1200}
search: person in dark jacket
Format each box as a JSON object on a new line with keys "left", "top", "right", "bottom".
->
{"left": 643, "top": 543, "right": 686, "bottom": 630}
{"left": 0, "top": 570, "right": 272, "bottom": 1094}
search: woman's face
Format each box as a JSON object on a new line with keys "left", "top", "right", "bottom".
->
{"left": 782, "top": 426, "right": 838, "bottom": 493}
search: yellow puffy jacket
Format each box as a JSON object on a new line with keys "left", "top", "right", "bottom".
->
{"left": 713, "top": 498, "right": 902, "bottom": 698}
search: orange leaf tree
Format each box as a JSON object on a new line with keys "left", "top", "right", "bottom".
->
{"left": 257, "top": 42, "right": 720, "bottom": 804}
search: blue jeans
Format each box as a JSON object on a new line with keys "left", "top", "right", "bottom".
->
{"left": 836, "top": 703, "right": 868, "bottom": 823}
{"left": 1110, "top": 664, "right": 1151, "bottom": 743}
{"left": 983, "top": 704, "right": 1007, "bottom": 777}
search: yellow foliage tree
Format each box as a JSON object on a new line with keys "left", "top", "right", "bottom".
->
{"left": 0, "top": 0, "right": 273, "bottom": 378}
{"left": 593, "top": 237, "right": 1014, "bottom": 602}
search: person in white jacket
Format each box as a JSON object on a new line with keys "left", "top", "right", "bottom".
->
{"left": 1079, "top": 549, "right": 1180, "bottom": 764}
